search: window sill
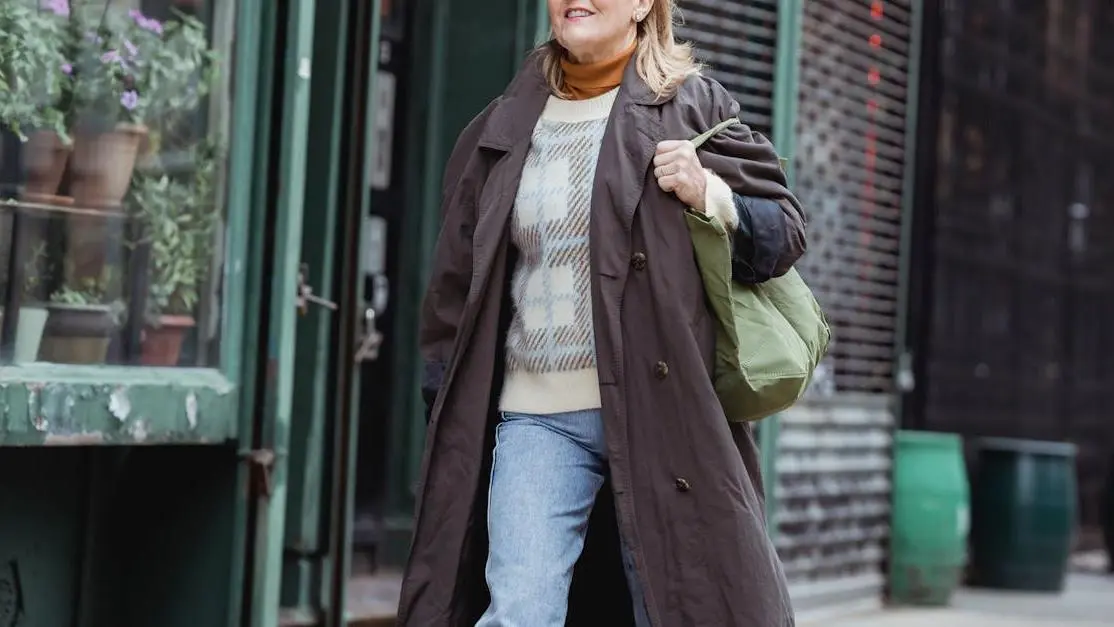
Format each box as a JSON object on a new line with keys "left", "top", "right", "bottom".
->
{"left": 0, "top": 364, "right": 238, "bottom": 446}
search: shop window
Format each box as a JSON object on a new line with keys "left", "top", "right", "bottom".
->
{"left": 0, "top": 0, "right": 232, "bottom": 368}
{"left": 0, "top": 0, "right": 252, "bottom": 445}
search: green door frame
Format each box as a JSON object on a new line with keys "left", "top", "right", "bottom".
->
{"left": 277, "top": 0, "right": 384, "bottom": 620}
{"left": 240, "top": 0, "right": 319, "bottom": 624}
{"left": 281, "top": 0, "right": 354, "bottom": 613}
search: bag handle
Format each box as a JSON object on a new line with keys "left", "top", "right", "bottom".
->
{"left": 691, "top": 117, "right": 791, "bottom": 172}
{"left": 690, "top": 117, "right": 741, "bottom": 149}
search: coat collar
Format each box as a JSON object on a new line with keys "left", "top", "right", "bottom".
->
{"left": 476, "top": 45, "right": 671, "bottom": 151}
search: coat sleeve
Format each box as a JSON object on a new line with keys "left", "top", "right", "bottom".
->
{"left": 418, "top": 100, "right": 499, "bottom": 417}
{"left": 695, "top": 80, "right": 808, "bottom": 284}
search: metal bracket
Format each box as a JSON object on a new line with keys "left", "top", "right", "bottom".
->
{"left": 295, "top": 263, "right": 339, "bottom": 315}
{"left": 354, "top": 308, "right": 384, "bottom": 362}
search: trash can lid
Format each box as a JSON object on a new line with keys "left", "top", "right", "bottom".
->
{"left": 975, "top": 437, "right": 1076, "bottom": 457}
{"left": 896, "top": 430, "right": 963, "bottom": 448}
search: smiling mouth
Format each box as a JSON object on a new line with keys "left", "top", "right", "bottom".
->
{"left": 566, "top": 8, "right": 594, "bottom": 19}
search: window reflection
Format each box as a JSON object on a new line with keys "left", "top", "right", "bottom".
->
{"left": 0, "top": 0, "right": 228, "bottom": 367}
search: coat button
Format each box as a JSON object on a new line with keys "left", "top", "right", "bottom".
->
{"left": 631, "top": 252, "right": 648, "bottom": 270}
{"left": 675, "top": 477, "right": 692, "bottom": 492}
{"left": 654, "top": 361, "right": 669, "bottom": 379}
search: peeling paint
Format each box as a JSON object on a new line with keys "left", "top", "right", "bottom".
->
{"left": 0, "top": 559, "right": 23, "bottom": 627}
{"left": 26, "top": 386, "right": 40, "bottom": 430}
{"left": 0, "top": 366, "right": 240, "bottom": 445}
{"left": 43, "top": 432, "right": 106, "bottom": 445}
{"left": 129, "top": 419, "right": 148, "bottom": 443}
{"left": 108, "top": 387, "right": 132, "bottom": 422}
{"left": 186, "top": 392, "right": 198, "bottom": 430}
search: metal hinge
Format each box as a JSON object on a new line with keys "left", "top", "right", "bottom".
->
{"left": 242, "top": 449, "right": 276, "bottom": 498}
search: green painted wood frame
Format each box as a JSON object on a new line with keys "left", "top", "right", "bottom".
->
{"left": 240, "top": 0, "right": 322, "bottom": 623}
{"left": 760, "top": 0, "right": 806, "bottom": 541}
{"left": 0, "top": 1, "right": 269, "bottom": 448}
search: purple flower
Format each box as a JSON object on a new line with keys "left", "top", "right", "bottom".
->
{"left": 124, "top": 39, "right": 139, "bottom": 59}
{"left": 101, "top": 50, "right": 121, "bottom": 64}
{"left": 141, "top": 18, "right": 164, "bottom": 35}
{"left": 42, "top": 0, "right": 70, "bottom": 17}
{"left": 120, "top": 90, "right": 139, "bottom": 111}
{"left": 129, "top": 10, "right": 164, "bottom": 35}
{"left": 61, "top": 63, "right": 73, "bottom": 75}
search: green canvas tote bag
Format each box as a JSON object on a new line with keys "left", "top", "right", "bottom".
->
{"left": 684, "top": 118, "right": 831, "bottom": 422}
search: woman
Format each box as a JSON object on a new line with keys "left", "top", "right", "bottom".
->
{"left": 398, "top": 1, "right": 806, "bottom": 625}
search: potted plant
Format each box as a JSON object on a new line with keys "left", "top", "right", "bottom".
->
{"left": 0, "top": 243, "right": 54, "bottom": 363}
{"left": 64, "top": 5, "right": 216, "bottom": 285}
{"left": 68, "top": 5, "right": 215, "bottom": 209}
{"left": 130, "top": 143, "right": 217, "bottom": 366}
{"left": 39, "top": 266, "right": 124, "bottom": 364}
{"left": 0, "top": 0, "right": 73, "bottom": 203}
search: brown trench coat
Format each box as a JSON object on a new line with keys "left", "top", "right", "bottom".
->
{"left": 398, "top": 52, "right": 807, "bottom": 627}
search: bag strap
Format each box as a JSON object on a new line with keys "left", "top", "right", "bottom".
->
{"left": 690, "top": 117, "right": 741, "bottom": 149}
{"left": 690, "top": 117, "right": 792, "bottom": 172}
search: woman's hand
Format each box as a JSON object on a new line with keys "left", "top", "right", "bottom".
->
{"left": 654, "top": 140, "right": 707, "bottom": 211}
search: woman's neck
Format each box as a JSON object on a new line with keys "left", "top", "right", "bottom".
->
{"left": 560, "top": 39, "right": 637, "bottom": 101}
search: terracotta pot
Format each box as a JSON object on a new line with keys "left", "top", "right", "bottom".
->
{"left": 39, "top": 303, "right": 118, "bottom": 364}
{"left": 70, "top": 123, "right": 147, "bottom": 209}
{"left": 140, "top": 314, "right": 196, "bottom": 366}
{"left": 21, "top": 131, "right": 72, "bottom": 202}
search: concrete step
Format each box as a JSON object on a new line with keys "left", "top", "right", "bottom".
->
{"left": 278, "top": 571, "right": 400, "bottom": 627}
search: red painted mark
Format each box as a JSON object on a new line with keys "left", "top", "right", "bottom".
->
{"left": 861, "top": 2, "right": 885, "bottom": 283}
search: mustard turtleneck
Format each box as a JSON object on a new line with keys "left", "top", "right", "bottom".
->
{"left": 560, "top": 40, "right": 637, "bottom": 100}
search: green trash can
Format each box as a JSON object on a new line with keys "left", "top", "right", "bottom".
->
{"left": 969, "top": 437, "right": 1077, "bottom": 592}
{"left": 890, "top": 431, "right": 970, "bottom": 605}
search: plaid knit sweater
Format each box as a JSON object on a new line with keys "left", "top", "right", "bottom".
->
{"left": 499, "top": 89, "right": 740, "bottom": 414}
{"left": 499, "top": 90, "right": 617, "bottom": 414}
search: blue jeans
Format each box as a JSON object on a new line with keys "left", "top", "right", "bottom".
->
{"left": 476, "top": 409, "right": 651, "bottom": 627}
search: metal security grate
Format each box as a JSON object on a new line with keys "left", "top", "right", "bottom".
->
{"left": 793, "top": 0, "right": 916, "bottom": 395}
{"left": 776, "top": 398, "right": 893, "bottom": 609}
{"left": 675, "top": 0, "right": 780, "bottom": 135}
{"left": 776, "top": 0, "right": 919, "bottom": 605}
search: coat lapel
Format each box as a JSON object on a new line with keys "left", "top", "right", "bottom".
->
{"left": 589, "top": 60, "right": 666, "bottom": 280}
{"left": 600, "top": 61, "right": 666, "bottom": 229}
{"left": 467, "top": 60, "right": 550, "bottom": 307}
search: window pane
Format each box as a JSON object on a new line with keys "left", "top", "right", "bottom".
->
{"left": 0, "top": 0, "right": 233, "bottom": 367}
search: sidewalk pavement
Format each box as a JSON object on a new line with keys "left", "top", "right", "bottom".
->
{"left": 817, "top": 574, "right": 1112, "bottom": 627}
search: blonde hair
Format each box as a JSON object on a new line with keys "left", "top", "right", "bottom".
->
{"left": 542, "top": 1, "right": 703, "bottom": 99}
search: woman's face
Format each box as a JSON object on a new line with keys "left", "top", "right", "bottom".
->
{"left": 548, "top": 0, "right": 652, "bottom": 63}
